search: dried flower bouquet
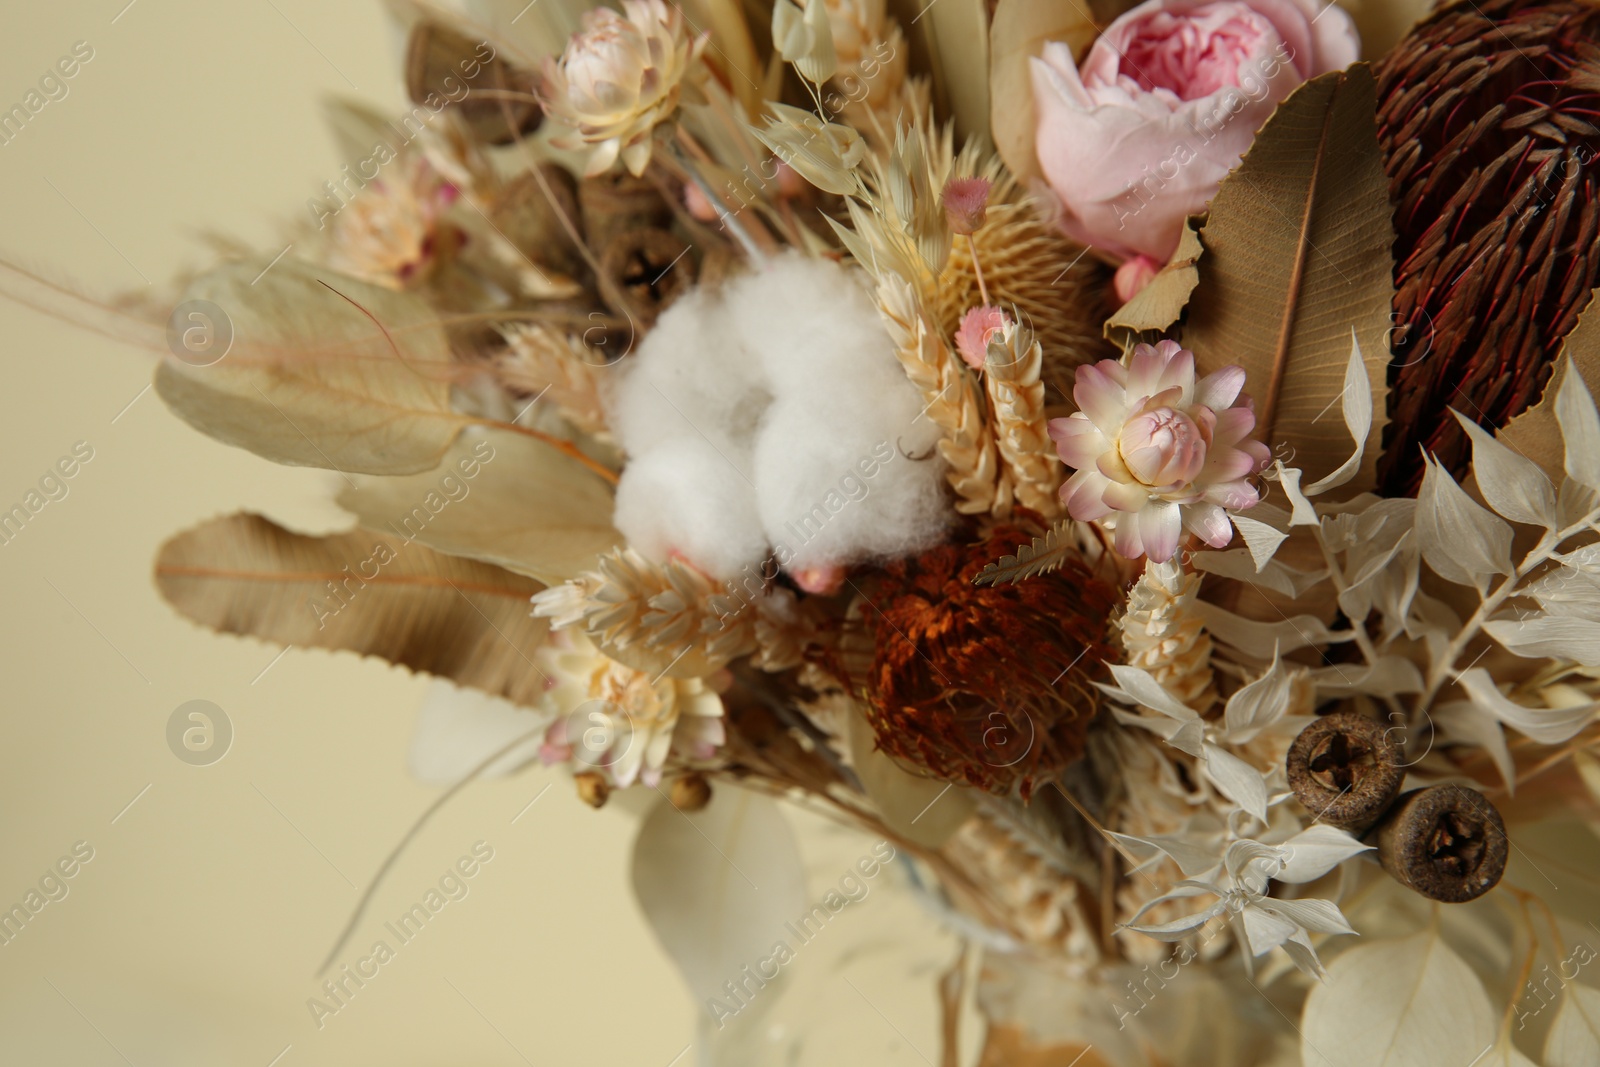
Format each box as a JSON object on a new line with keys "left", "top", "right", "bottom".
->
{"left": 9, "top": 0, "right": 1600, "bottom": 1063}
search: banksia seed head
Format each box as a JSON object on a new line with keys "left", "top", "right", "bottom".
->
{"left": 1376, "top": 0, "right": 1600, "bottom": 494}
{"left": 857, "top": 523, "right": 1119, "bottom": 799}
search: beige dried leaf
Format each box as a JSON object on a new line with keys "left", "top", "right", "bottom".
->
{"left": 988, "top": 0, "right": 1096, "bottom": 187}
{"left": 155, "top": 512, "right": 551, "bottom": 707}
{"left": 155, "top": 259, "right": 469, "bottom": 475}
{"left": 337, "top": 427, "right": 621, "bottom": 587}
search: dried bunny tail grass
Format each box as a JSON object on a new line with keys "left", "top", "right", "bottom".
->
{"left": 496, "top": 323, "right": 614, "bottom": 437}
{"left": 984, "top": 323, "right": 1061, "bottom": 519}
{"left": 1117, "top": 558, "right": 1217, "bottom": 715}
{"left": 533, "top": 546, "right": 758, "bottom": 679}
{"left": 936, "top": 180, "right": 1114, "bottom": 409}
{"left": 877, "top": 275, "right": 1003, "bottom": 514}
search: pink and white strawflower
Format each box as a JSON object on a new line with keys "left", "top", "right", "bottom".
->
{"left": 1049, "top": 340, "right": 1270, "bottom": 562}
{"left": 955, "top": 305, "right": 1010, "bottom": 370}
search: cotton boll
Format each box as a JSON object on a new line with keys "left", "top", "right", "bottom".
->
{"left": 612, "top": 435, "right": 769, "bottom": 579}
{"left": 755, "top": 388, "right": 948, "bottom": 572}
{"left": 609, "top": 286, "right": 771, "bottom": 458}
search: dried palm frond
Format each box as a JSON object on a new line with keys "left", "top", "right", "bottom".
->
{"left": 1375, "top": 0, "right": 1600, "bottom": 494}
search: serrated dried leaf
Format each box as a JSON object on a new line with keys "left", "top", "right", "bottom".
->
{"left": 1105, "top": 219, "right": 1203, "bottom": 346}
{"left": 155, "top": 512, "right": 550, "bottom": 706}
{"left": 972, "top": 519, "right": 1073, "bottom": 586}
{"left": 1556, "top": 355, "right": 1600, "bottom": 492}
{"left": 1183, "top": 66, "right": 1393, "bottom": 491}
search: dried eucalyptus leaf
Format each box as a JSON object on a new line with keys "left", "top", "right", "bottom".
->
{"left": 1301, "top": 930, "right": 1496, "bottom": 1067}
{"left": 630, "top": 787, "right": 808, "bottom": 1010}
{"left": 1414, "top": 459, "right": 1513, "bottom": 585}
{"left": 155, "top": 512, "right": 551, "bottom": 707}
{"left": 1184, "top": 66, "right": 1394, "bottom": 490}
{"left": 337, "top": 427, "right": 621, "bottom": 586}
{"left": 845, "top": 706, "right": 975, "bottom": 849}
{"left": 156, "top": 259, "right": 467, "bottom": 475}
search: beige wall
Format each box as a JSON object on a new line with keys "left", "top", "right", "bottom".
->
{"left": 0, "top": 4, "right": 954, "bottom": 1065}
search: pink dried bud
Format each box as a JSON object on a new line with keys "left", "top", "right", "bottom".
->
{"left": 792, "top": 564, "right": 845, "bottom": 596}
{"left": 955, "top": 305, "right": 1011, "bottom": 370}
{"left": 683, "top": 181, "right": 719, "bottom": 222}
{"left": 942, "top": 177, "right": 993, "bottom": 235}
{"left": 1114, "top": 255, "right": 1161, "bottom": 305}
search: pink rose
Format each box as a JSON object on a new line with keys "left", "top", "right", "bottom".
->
{"left": 1032, "top": 0, "right": 1359, "bottom": 263}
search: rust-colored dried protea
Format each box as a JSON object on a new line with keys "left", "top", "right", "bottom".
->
{"left": 857, "top": 524, "right": 1119, "bottom": 799}
{"left": 1376, "top": 0, "right": 1600, "bottom": 495}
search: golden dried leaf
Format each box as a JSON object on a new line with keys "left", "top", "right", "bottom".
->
{"left": 337, "top": 426, "right": 621, "bottom": 586}
{"left": 1104, "top": 218, "right": 1203, "bottom": 347}
{"left": 155, "top": 512, "right": 551, "bottom": 707}
{"left": 988, "top": 0, "right": 1096, "bottom": 188}
{"left": 1182, "top": 65, "right": 1395, "bottom": 491}
{"left": 155, "top": 259, "right": 469, "bottom": 475}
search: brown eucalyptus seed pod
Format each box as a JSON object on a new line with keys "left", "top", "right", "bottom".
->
{"left": 574, "top": 771, "right": 611, "bottom": 809}
{"left": 1286, "top": 710, "right": 1404, "bottom": 832}
{"left": 670, "top": 773, "right": 712, "bottom": 812}
{"left": 579, "top": 170, "right": 673, "bottom": 253}
{"left": 406, "top": 22, "right": 541, "bottom": 145}
{"left": 1373, "top": 786, "right": 1508, "bottom": 903}
{"left": 599, "top": 228, "right": 695, "bottom": 327}
{"left": 491, "top": 166, "right": 586, "bottom": 280}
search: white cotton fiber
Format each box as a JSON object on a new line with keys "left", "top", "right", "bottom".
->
{"left": 610, "top": 436, "right": 769, "bottom": 579}
{"left": 610, "top": 252, "right": 950, "bottom": 582}
{"left": 609, "top": 287, "right": 771, "bottom": 458}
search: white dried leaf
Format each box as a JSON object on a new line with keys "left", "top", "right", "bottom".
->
{"left": 1452, "top": 411, "right": 1558, "bottom": 529}
{"left": 631, "top": 787, "right": 808, "bottom": 1009}
{"left": 1304, "top": 329, "right": 1374, "bottom": 496}
{"left": 1110, "top": 707, "right": 1206, "bottom": 757}
{"left": 1438, "top": 698, "right": 1516, "bottom": 791}
{"left": 1107, "top": 830, "right": 1221, "bottom": 878}
{"left": 1415, "top": 458, "right": 1514, "bottom": 585}
{"left": 1229, "top": 514, "right": 1292, "bottom": 571}
{"left": 1556, "top": 360, "right": 1600, "bottom": 491}
{"left": 1457, "top": 667, "right": 1598, "bottom": 743}
{"left": 1307, "top": 657, "right": 1423, "bottom": 699}
{"left": 1276, "top": 824, "right": 1372, "bottom": 884}
{"left": 1302, "top": 929, "right": 1496, "bottom": 1067}
{"left": 1100, "top": 664, "right": 1202, "bottom": 722}
{"left": 1193, "top": 548, "right": 1327, "bottom": 599}
{"left": 1483, "top": 615, "right": 1600, "bottom": 666}
{"left": 1197, "top": 601, "right": 1355, "bottom": 658}
{"left": 1274, "top": 462, "right": 1320, "bottom": 526}
{"left": 1223, "top": 651, "right": 1296, "bottom": 744}
{"left": 1201, "top": 743, "right": 1269, "bottom": 823}
{"left": 1546, "top": 983, "right": 1600, "bottom": 1067}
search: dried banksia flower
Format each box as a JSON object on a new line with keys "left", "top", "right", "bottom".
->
{"left": 1286, "top": 710, "right": 1403, "bottom": 832}
{"left": 1372, "top": 785, "right": 1509, "bottom": 903}
{"left": 858, "top": 523, "right": 1119, "bottom": 799}
{"left": 1376, "top": 0, "right": 1600, "bottom": 494}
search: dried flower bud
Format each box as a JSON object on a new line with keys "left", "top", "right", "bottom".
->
{"left": 1286, "top": 710, "right": 1403, "bottom": 832}
{"left": 575, "top": 771, "right": 611, "bottom": 809}
{"left": 670, "top": 772, "right": 713, "bottom": 811}
{"left": 1372, "top": 785, "right": 1508, "bottom": 903}
{"left": 942, "top": 177, "right": 992, "bottom": 236}
{"left": 955, "top": 306, "right": 1010, "bottom": 371}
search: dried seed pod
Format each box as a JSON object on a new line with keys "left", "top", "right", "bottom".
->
{"left": 599, "top": 228, "right": 695, "bottom": 326}
{"left": 1372, "top": 785, "right": 1508, "bottom": 903}
{"left": 490, "top": 165, "right": 586, "bottom": 280}
{"left": 406, "top": 22, "right": 541, "bottom": 145}
{"left": 574, "top": 771, "right": 611, "bottom": 809}
{"left": 578, "top": 170, "right": 673, "bottom": 253}
{"left": 1286, "top": 710, "right": 1404, "bottom": 832}
{"left": 669, "top": 773, "right": 712, "bottom": 812}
